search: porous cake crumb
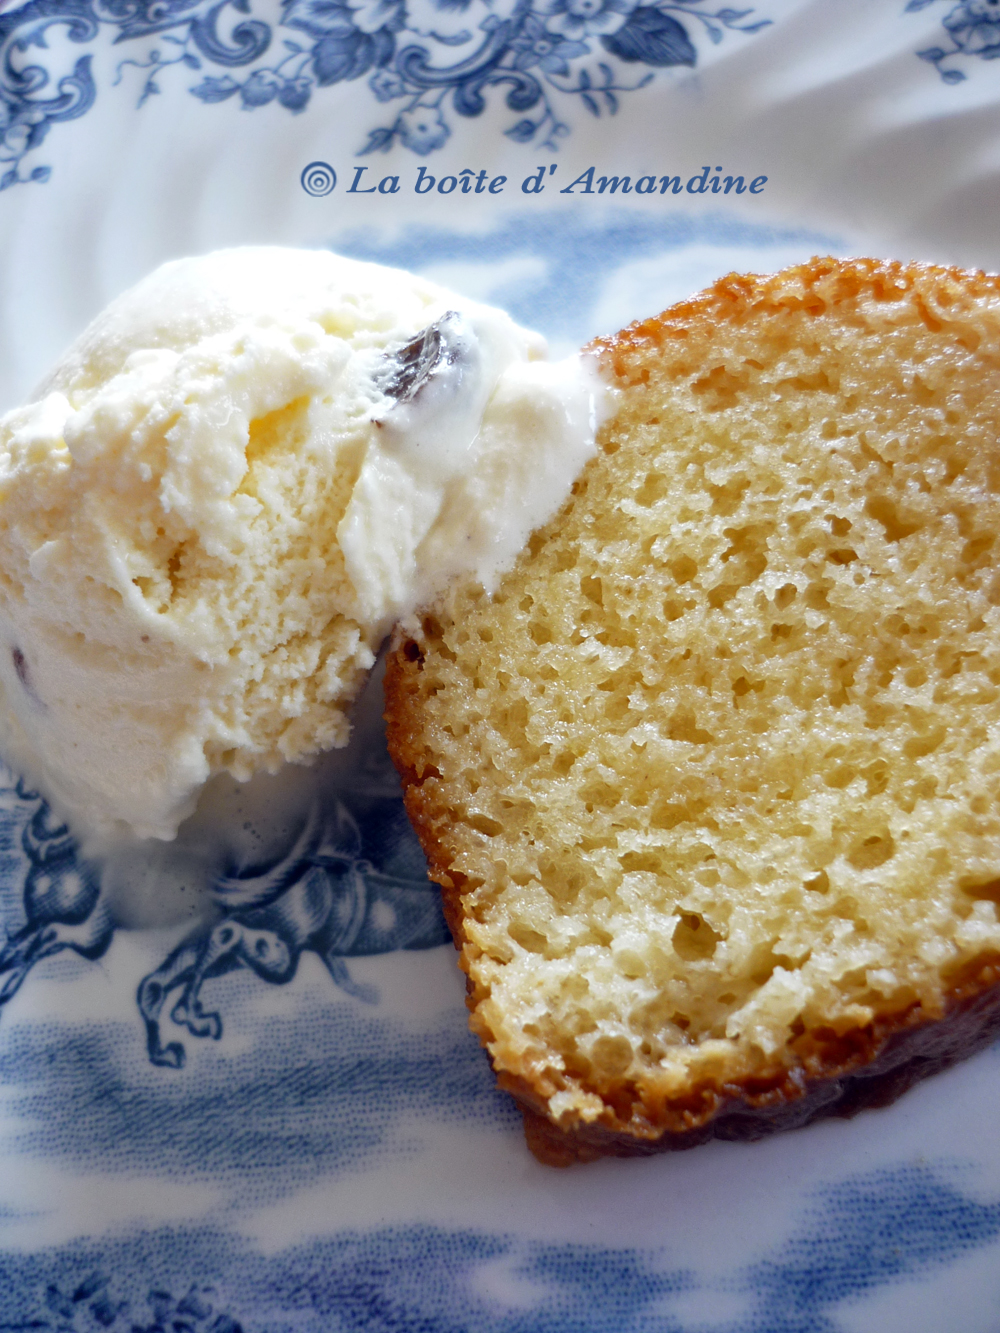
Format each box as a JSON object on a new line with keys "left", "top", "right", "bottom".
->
{"left": 386, "top": 257, "right": 1000, "bottom": 1163}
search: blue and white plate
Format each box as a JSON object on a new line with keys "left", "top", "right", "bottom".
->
{"left": 2, "top": 1, "right": 1000, "bottom": 1328}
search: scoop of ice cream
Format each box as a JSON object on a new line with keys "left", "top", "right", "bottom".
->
{"left": 0, "top": 247, "right": 600, "bottom": 842}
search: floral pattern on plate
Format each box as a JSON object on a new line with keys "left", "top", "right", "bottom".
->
{"left": 908, "top": 0, "right": 1000, "bottom": 81}
{"left": 3, "top": 1164, "right": 1000, "bottom": 1330}
{"left": 0, "top": 0, "right": 770, "bottom": 189}
{"left": 0, "top": 723, "right": 450, "bottom": 1069}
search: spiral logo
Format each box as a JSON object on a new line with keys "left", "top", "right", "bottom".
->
{"left": 301, "top": 162, "right": 337, "bottom": 197}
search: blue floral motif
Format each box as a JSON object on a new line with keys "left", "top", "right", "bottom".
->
{"left": 0, "top": 0, "right": 96, "bottom": 193}
{"left": 356, "top": 0, "right": 769, "bottom": 153}
{"left": 907, "top": 0, "right": 1000, "bottom": 81}
{"left": 0, "top": 0, "right": 770, "bottom": 188}
{"left": 16, "top": 1270, "right": 240, "bottom": 1333}
{"left": 5, "top": 1167, "right": 1000, "bottom": 1332}
{"left": 0, "top": 769, "right": 450, "bottom": 1069}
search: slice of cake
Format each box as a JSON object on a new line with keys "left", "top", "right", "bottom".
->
{"left": 384, "top": 257, "right": 1000, "bottom": 1164}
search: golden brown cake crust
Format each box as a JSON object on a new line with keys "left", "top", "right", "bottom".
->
{"left": 387, "top": 643, "right": 1000, "bottom": 1165}
{"left": 384, "top": 256, "right": 1000, "bottom": 1165}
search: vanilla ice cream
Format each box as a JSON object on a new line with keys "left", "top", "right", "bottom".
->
{"left": 0, "top": 247, "right": 601, "bottom": 841}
